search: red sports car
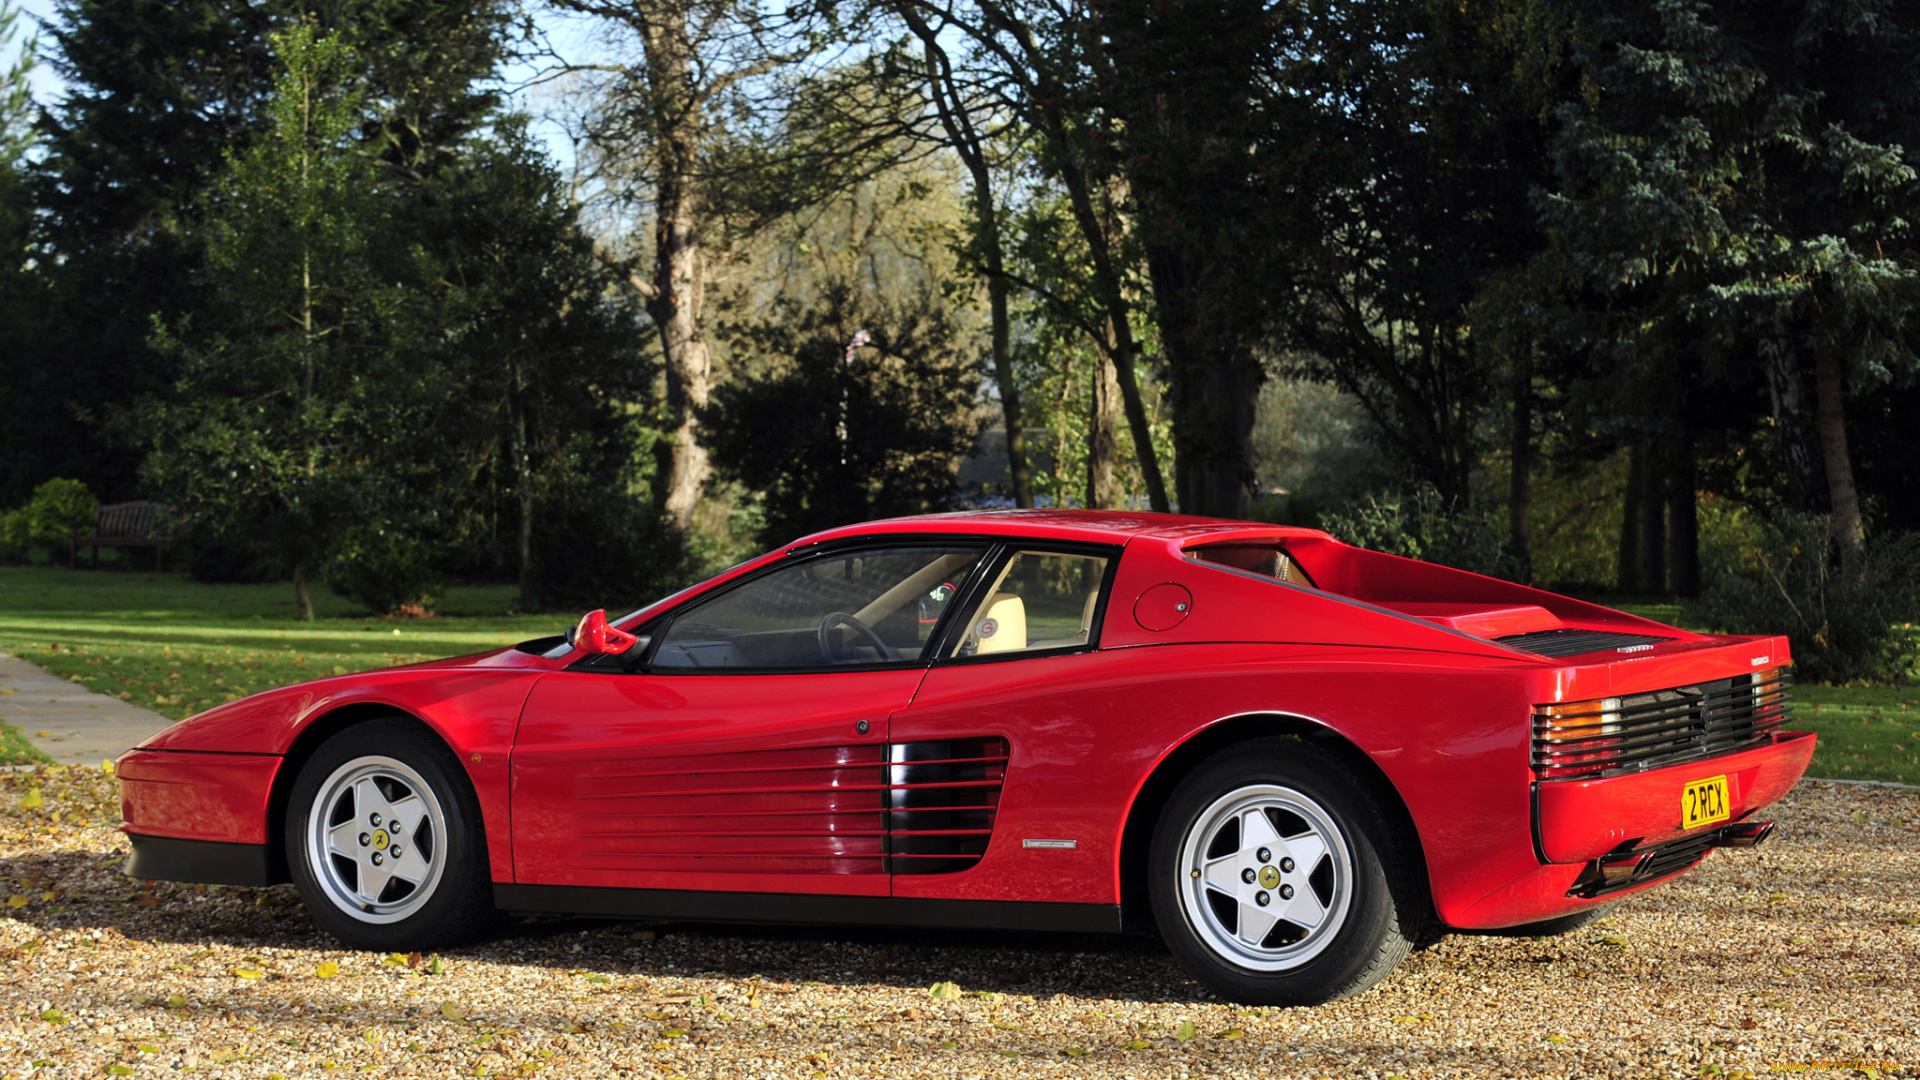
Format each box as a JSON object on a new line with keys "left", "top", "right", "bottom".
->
{"left": 116, "top": 511, "right": 1812, "bottom": 1005}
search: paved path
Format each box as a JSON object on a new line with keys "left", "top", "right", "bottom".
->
{"left": 0, "top": 651, "right": 175, "bottom": 765}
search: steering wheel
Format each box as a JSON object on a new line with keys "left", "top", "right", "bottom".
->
{"left": 818, "top": 611, "right": 897, "bottom": 664}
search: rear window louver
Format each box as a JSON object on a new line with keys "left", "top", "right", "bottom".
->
{"left": 1497, "top": 628, "right": 1674, "bottom": 658}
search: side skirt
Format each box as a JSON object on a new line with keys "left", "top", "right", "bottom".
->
{"left": 493, "top": 885, "right": 1124, "bottom": 935}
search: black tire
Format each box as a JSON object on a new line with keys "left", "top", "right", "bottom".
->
{"left": 1149, "top": 738, "right": 1426, "bottom": 1006}
{"left": 285, "top": 718, "right": 498, "bottom": 951}
{"left": 1479, "top": 903, "right": 1619, "bottom": 938}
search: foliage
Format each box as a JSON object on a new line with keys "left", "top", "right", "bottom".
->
{"left": 0, "top": 478, "right": 99, "bottom": 561}
{"left": 524, "top": 488, "right": 693, "bottom": 616}
{"left": 704, "top": 279, "right": 979, "bottom": 548}
{"left": 1686, "top": 514, "right": 1920, "bottom": 685}
{"left": 323, "top": 529, "right": 444, "bottom": 617}
{"left": 1319, "top": 483, "right": 1523, "bottom": 581}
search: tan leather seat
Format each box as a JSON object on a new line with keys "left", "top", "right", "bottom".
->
{"left": 972, "top": 593, "right": 1028, "bottom": 654}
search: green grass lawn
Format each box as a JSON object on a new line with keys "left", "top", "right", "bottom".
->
{"left": 0, "top": 566, "right": 573, "bottom": 728}
{"left": 0, "top": 567, "right": 1913, "bottom": 784}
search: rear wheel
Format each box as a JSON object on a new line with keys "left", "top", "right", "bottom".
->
{"left": 1150, "top": 739, "right": 1423, "bottom": 1005}
{"left": 286, "top": 718, "right": 497, "bottom": 951}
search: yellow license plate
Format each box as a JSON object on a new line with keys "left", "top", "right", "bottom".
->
{"left": 1682, "top": 774, "right": 1731, "bottom": 829}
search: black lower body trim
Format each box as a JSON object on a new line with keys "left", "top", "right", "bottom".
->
{"left": 493, "top": 884, "right": 1123, "bottom": 935}
{"left": 125, "top": 834, "right": 285, "bottom": 887}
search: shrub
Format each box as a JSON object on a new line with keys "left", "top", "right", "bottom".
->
{"left": 525, "top": 489, "right": 692, "bottom": 614}
{"left": 1685, "top": 514, "right": 1920, "bottom": 684}
{"left": 1319, "top": 483, "right": 1523, "bottom": 581}
{"left": 324, "top": 529, "right": 444, "bottom": 616}
{"left": 21, "top": 478, "right": 99, "bottom": 548}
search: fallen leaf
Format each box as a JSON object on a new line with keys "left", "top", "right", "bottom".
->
{"left": 383, "top": 953, "right": 408, "bottom": 967}
{"left": 165, "top": 994, "right": 188, "bottom": 1009}
{"left": 661, "top": 1028, "right": 687, "bottom": 1039}
{"left": 6, "top": 895, "right": 26, "bottom": 909}
{"left": 1216, "top": 1028, "right": 1246, "bottom": 1040}
{"left": 108, "top": 1066, "right": 134, "bottom": 1076}
{"left": 38, "top": 1009, "right": 64, "bottom": 1024}
{"left": 937, "top": 1040, "right": 958, "bottom": 1050}
{"left": 315, "top": 962, "right": 340, "bottom": 979}
{"left": 406, "top": 951, "right": 423, "bottom": 969}
{"left": 1062, "top": 1047, "right": 1090, "bottom": 1057}
{"left": 429, "top": 955, "right": 444, "bottom": 975}
{"left": 20, "top": 787, "right": 41, "bottom": 809}
{"left": 928, "top": 980, "right": 962, "bottom": 1001}
{"left": 441, "top": 1002, "right": 465, "bottom": 1022}
{"left": 1121, "top": 1041, "right": 1152, "bottom": 1050}
{"left": 1174, "top": 1021, "right": 1197, "bottom": 1042}
{"left": 232, "top": 968, "right": 264, "bottom": 979}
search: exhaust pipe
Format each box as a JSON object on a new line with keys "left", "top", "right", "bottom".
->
{"left": 1599, "top": 851, "right": 1653, "bottom": 885}
{"left": 1717, "top": 820, "right": 1774, "bottom": 848}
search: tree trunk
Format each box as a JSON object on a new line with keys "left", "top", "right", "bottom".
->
{"left": 1758, "top": 323, "right": 1828, "bottom": 514}
{"left": 1618, "top": 443, "right": 1647, "bottom": 593}
{"left": 1813, "top": 347, "right": 1864, "bottom": 555}
{"left": 1666, "top": 421, "right": 1699, "bottom": 598}
{"left": 1148, "top": 243, "right": 1262, "bottom": 518}
{"left": 1087, "top": 340, "right": 1121, "bottom": 509}
{"left": 907, "top": 19, "right": 1034, "bottom": 510}
{"left": 510, "top": 377, "right": 536, "bottom": 612}
{"left": 293, "top": 563, "right": 314, "bottom": 622}
{"left": 1641, "top": 441, "right": 1666, "bottom": 595}
{"left": 1507, "top": 349, "right": 1533, "bottom": 583}
{"left": 642, "top": 15, "right": 711, "bottom": 533}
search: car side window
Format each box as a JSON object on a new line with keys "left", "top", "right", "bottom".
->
{"left": 949, "top": 550, "right": 1111, "bottom": 659}
{"left": 651, "top": 546, "right": 984, "bottom": 669}
{"left": 1187, "top": 543, "right": 1314, "bottom": 586}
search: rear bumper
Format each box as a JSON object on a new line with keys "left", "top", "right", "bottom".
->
{"left": 1448, "top": 731, "right": 1815, "bottom": 930}
{"left": 1533, "top": 731, "right": 1816, "bottom": 864}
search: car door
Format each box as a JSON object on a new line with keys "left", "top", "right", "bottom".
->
{"left": 886, "top": 544, "right": 1126, "bottom": 901}
{"left": 511, "top": 541, "right": 988, "bottom": 897}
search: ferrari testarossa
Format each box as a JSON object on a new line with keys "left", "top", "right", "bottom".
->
{"left": 116, "top": 510, "right": 1813, "bottom": 1004}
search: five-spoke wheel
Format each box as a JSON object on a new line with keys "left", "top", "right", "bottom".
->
{"left": 1178, "top": 784, "right": 1351, "bottom": 971}
{"left": 1150, "top": 738, "right": 1423, "bottom": 1005}
{"left": 287, "top": 718, "right": 498, "bottom": 951}
{"left": 307, "top": 756, "right": 448, "bottom": 923}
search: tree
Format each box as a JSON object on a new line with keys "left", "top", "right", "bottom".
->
{"left": 1540, "top": 0, "right": 1920, "bottom": 555}
{"left": 546, "top": 0, "right": 820, "bottom": 531}
{"left": 703, "top": 168, "right": 980, "bottom": 546}
{"left": 142, "top": 25, "right": 402, "bottom": 619}
{"left": 5, "top": 0, "right": 511, "bottom": 507}
{"left": 402, "top": 120, "right": 657, "bottom": 611}
{"left": 877, "top": 0, "right": 1171, "bottom": 512}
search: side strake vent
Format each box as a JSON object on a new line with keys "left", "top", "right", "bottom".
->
{"left": 887, "top": 737, "right": 1009, "bottom": 875}
{"left": 1497, "top": 628, "right": 1674, "bottom": 658}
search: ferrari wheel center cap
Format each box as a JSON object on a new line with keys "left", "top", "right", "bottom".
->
{"left": 371, "top": 829, "right": 390, "bottom": 851}
{"left": 1258, "top": 864, "right": 1281, "bottom": 889}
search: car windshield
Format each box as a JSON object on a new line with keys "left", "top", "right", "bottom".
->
{"left": 652, "top": 545, "right": 985, "bottom": 668}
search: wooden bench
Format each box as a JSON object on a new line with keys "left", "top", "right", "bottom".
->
{"left": 69, "top": 501, "right": 171, "bottom": 571}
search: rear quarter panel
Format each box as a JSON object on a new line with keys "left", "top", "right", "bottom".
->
{"left": 894, "top": 641, "right": 1542, "bottom": 925}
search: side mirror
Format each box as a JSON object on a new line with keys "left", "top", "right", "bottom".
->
{"left": 567, "top": 609, "right": 641, "bottom": 655}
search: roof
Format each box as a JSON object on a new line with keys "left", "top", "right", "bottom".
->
{"left": 784, "top": 508, "right": 1333, "bottom": 550}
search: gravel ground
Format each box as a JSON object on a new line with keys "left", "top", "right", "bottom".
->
{"left": 0, "top": 768, "right": 1913, "bottom": 1080}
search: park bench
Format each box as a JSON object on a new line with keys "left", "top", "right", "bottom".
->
{"left": 69, "top": 501, "right": 170, "bottom": 571}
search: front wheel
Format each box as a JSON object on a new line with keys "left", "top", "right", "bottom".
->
{"left": 1149, "top": 739, "right": 1424, "bottom": 1005}
{"left": 285, "top": 718, "right": 498, "bottom": 951}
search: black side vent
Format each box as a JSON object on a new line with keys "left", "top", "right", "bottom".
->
{"left": 1498, "top": 628, "right": 1674, "bottom": 658}
{"left": 886, "top": 737, "right": 1008, "bottom": 875}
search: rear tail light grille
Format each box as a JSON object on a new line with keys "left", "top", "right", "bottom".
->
{"left": 1532, "top": 669, "right": 1792, "bottom": 779}
{"left": 887, "top": 737, "right": 1008, "bottom": 874}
